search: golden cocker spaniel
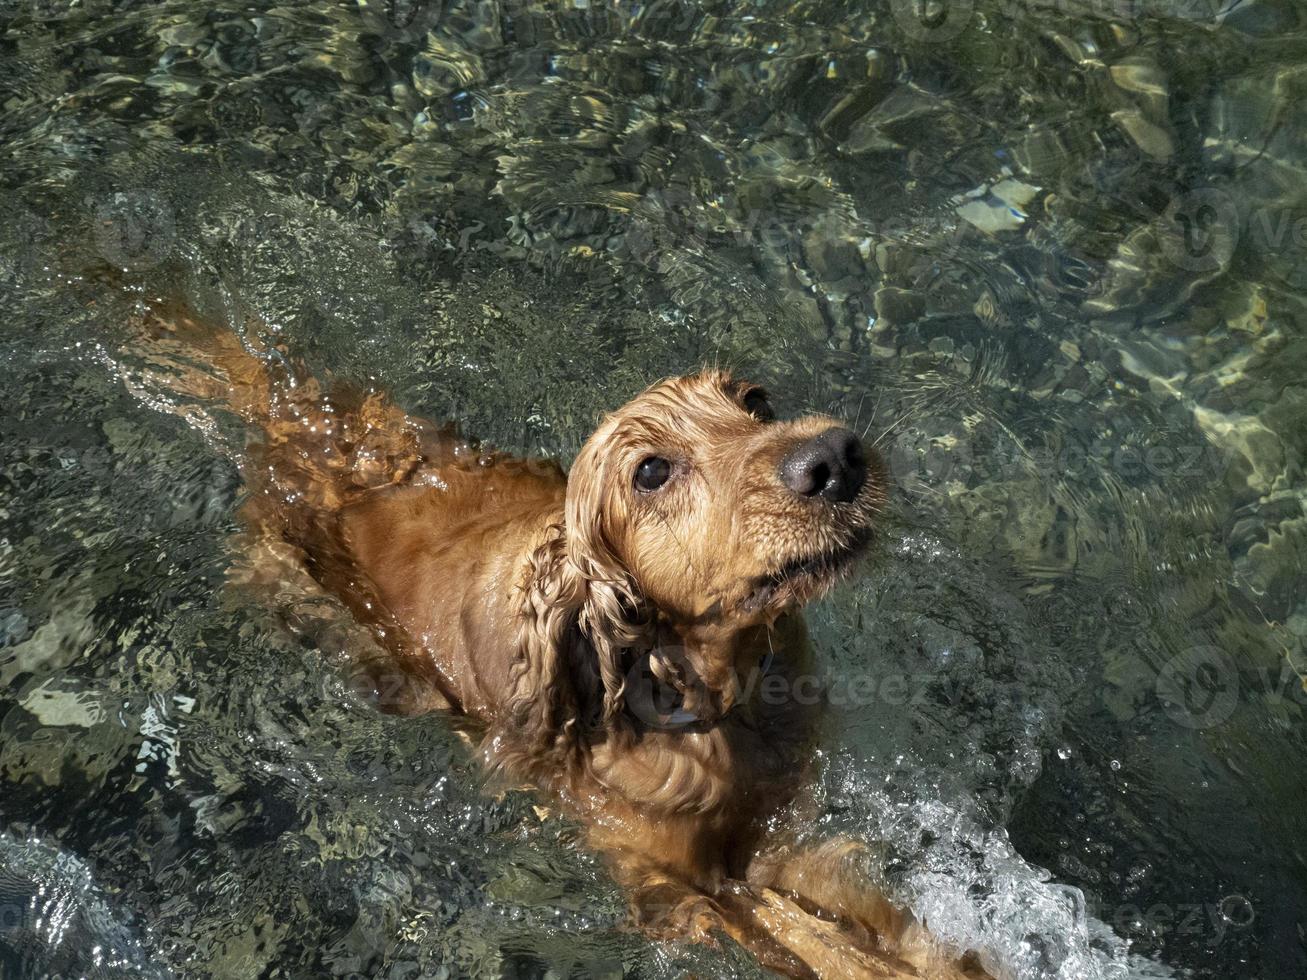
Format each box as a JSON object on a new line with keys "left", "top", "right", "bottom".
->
{"left": 112, "top": 290, "right": 989, "bottom": 980}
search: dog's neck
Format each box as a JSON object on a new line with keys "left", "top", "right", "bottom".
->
{"left": 630, "top": 619, "right": 778, "bottom": 723}
{"left": 583, "top": 614, "right": 819, "bottom": 816}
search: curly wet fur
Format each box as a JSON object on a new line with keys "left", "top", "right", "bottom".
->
{"left": 506, "top": 519, "right": 654, "bottom": 764}
{"left": 110, "top": 292, "right": 987, "bottom": 980}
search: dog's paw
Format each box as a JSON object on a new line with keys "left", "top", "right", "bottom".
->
{"left": 631, "top": 881, "right": 726, "bottom": 945}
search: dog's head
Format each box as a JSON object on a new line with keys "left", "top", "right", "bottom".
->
{"left": 511, "top": 370, "right": 885, "bottom": 751}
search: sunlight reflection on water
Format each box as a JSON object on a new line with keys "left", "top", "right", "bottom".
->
{"left": 1, "top": 0, "right": 1305, "bottom": 976}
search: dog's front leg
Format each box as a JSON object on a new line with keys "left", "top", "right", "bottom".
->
{"left": 612, "top": 857, "right": 930, "bottom": 979}
{"left": 747, "top": 838, "right": 993, "bottom": 980}
{"left": 620, "top": 867, "right": 816, "bottom": 978}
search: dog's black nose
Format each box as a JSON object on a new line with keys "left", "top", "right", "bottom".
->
{"left": 780, "top": 427, "right": 867, "bottom": 503}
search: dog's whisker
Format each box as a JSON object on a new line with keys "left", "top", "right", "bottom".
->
{"left": 860, "top": 388, "right": 887, "bottom": 440}
{"left": 899, "top": 483, "right": 942, "bottom": 498}
{"left": 850, "top": 390, "right": 869, "bottom": 432}
{"left": 869, "top": 409, "right": 913, "bottom": 449}
{"left": 860, "top": 391, "right": 892, "bottom": 441}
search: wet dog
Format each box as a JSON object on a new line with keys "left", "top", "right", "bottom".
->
{"left": 109, "top": 287, "right": 988, "bottom": 979}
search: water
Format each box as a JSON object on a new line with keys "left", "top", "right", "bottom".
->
{"left": 1, "top": 0, "right": 1305, "bottom": 977}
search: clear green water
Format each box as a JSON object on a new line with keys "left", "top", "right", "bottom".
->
{"left": 1, "top": 0, "right": 1305, "bottom": 977}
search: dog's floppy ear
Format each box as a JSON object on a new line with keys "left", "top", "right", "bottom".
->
{"left": 507, "top": 527, "right": 590, "bottom": 756}
{"left": 507, "top": 438, "right": 651, "bottom": 757}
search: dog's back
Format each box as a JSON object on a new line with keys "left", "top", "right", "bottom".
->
{"left": 117, "top": 294, "right": 566, "bottom": 716}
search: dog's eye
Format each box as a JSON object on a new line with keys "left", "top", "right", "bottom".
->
{"left": 742, "top": 387, "right": 775, "bottom": 422}
{"left": 634, "top": 456, "right": 671, "bottom": 492}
